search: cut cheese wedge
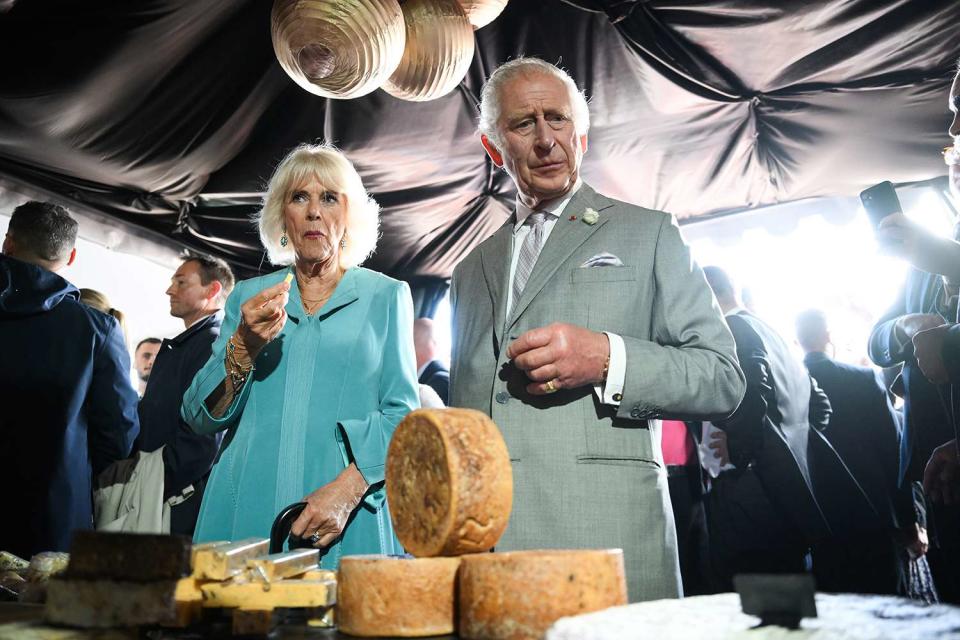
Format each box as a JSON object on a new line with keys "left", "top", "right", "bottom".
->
{"left": 337, "top": 555, "right": 460, "bottom": 637}
{"left": 458, "top": 549, "right": 628, "bottom": 640}
{"left": 386, "top": 408, "right": 512, "bottom": 557}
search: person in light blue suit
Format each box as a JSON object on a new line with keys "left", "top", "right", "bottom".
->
{"left": 182, "top": 143, "right": 419, "bottom": 568}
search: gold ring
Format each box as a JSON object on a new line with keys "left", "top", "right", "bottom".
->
{"left": 544, "top": 379, "right": 558, "bottom": 394}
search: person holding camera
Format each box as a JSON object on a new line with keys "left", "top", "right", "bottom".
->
{"left": 866, "top": 62, "right": 960, "bottom": 602}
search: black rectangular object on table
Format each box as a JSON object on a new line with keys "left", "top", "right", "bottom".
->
{"left": 734, "top": 573, "right": 817, "bottom": 630}
{"left": 65, "top": 531, "right": 191, "bottom": 581}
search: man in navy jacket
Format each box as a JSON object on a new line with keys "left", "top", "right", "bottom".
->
{"left": 136, "top": 255, "right": 233, "bottom": 536}
{"left": 0, "top": 201, "right": 139, "bottom": 558}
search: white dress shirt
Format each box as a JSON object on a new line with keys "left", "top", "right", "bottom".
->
{"left": 506, "top": 180, "right": 626, "bottom": 406}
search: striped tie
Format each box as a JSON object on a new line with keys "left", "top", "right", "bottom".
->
{"left": 512, "top": 212, "right": 549, "bottom": 308}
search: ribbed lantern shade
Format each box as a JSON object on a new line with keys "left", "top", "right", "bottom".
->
{"left": 456, "top": 0, "right": 508, "bottom": 29}
{"left": 271, "top": 0, "right": 406, "bottom": 99}
{"left": 381, "top": 0, "right": 474, "bottom": 102}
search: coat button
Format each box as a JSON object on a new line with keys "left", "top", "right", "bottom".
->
{"left": 495, "top": 391, "right": 510, "bottom": 404}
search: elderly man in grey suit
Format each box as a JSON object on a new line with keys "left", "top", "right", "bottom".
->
{"left": 449, "top": 58, "right": 745, "bottom": 602}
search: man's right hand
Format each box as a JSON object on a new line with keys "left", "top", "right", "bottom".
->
{"left": 237, "top": 280, "right": 290, "bottom": 356}
{"left": 895, "top": 313, "right": 944, "bottom": 343}
{"left": 708, "top": 429, "right": 730, "bottom": 466}
{"left": 924, "top": 439, "right": 960, "bottom": 505}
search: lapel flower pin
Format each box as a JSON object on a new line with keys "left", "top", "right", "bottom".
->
{"left": 582, "top": 207, "right": 600, "bottom": 225}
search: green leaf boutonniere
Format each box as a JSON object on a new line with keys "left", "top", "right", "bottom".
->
{"left": 582, "top": 208, "right": 600, "bottom": 225}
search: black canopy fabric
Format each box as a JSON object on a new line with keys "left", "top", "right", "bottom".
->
{"left": 1, "top": 0, "right": 957, "bottom": 282}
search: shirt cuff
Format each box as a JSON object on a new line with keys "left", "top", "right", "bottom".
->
{"left": 594, "top": 332, "right": 626, "bottom": 406}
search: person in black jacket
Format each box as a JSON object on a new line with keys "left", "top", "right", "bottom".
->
{"left": 136, "top": 254, "right": 234, "bottom": 536}
{"left": 0, "top": 201, "right": 139, "bottom": 557}
{"left": 702, "top": 267, "right": 880, "bottom": 589}
{"left": 797, "top": 308, "right": 927, "bottom": 595}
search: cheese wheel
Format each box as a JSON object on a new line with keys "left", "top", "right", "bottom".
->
{"left": 386, "top": 408, "right": 512, "bottom": 557}
{"left": 458, "top": 549, "right": 628, "bottom": 640}
{"left": 336, "top": 555, "right": 461, "bottom": 637}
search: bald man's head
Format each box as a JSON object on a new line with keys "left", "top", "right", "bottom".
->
{"left": 413, "top": 318, "right": 437, "bottom": 369}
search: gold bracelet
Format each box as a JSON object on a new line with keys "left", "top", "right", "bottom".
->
{"left": 600, "top": 354, "right": 610, "bottom": 382}
{"left": 226, "top": 335, "right": 254, "bottom": 390}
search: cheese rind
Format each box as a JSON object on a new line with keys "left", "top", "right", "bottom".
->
{"left": 337, "top": 555, "right": 460, "bottom": 637}
{"left": 458, "top": 549, "right": 628, "bottom": 640}
{"left": 386, "top": 408, "right": 512, "bottom": 557}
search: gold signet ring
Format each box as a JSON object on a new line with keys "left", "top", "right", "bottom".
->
{"left": 544, "top": 379, "right": 558, "bottom": 393}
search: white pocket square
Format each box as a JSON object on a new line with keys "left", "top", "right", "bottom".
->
{"left": 579, "top": 252, "right": 624, "bottom": 268}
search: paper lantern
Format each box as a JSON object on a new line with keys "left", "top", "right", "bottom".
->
{"left": 382, "top": 0, "right": 475, "bottom": 102}
{"left": 456, "top": 0, "right": 508, "bottom": 29}
{"left": 271, "top": 0, "right": 406, "bottom": 99}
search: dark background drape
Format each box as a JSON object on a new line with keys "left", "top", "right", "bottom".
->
{"left": 1, "top": 0, "right": 957, "bottom": 312}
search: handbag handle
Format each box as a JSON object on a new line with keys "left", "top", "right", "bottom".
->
{"left": 269, "top": 501, "right": 309, "bottom": 554}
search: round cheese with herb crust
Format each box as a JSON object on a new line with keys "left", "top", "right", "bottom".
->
{"left": 386, "top": 408, "right": 512, "bottom": 557}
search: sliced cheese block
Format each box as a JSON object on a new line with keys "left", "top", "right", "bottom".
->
{"left": 458, "top": 549, "right": 628, "bottom": 640}
{"left": 337, "top": 555, "right": 460, "bottom": 638}
{"left": 200, "top": 578, "right": 335, "bottom": 609}
{"left": 386, "top": 408, "right": 512, "bottom": 557}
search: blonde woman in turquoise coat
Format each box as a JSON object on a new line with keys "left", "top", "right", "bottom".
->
{"left": 181, "top": 144, "right": 419, "bottom": 568}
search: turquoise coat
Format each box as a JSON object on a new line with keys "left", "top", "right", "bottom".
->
{"left": 181, "top": 267, "right": 419, "bottom": 568}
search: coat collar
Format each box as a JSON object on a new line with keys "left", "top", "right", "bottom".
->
{"left": 169, "top": 310, "right": 223, "bottom": 346}
{"left": 285, "top": 267, "right": 360, "bottom": 323}
{"left": 803, "top": 350, "right": 831, "bottom": 366}
{"left": 480, "top": 221, "right": 514, "bottom": 351}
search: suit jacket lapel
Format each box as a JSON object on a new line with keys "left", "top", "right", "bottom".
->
{"left": 480, "top": 218, "right": 515, "bottom": 352}
{"left": 506, "top": 184, "right": 615, "bottom": 332}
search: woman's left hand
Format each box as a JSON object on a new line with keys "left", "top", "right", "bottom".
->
{"left": 290, "top": 464, "right": 369, "bottom": 548}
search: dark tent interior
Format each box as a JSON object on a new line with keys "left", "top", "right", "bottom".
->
{"left": 2, "top": 0, "right": 958, "bottom": 308}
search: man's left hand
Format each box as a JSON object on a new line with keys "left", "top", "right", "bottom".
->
{"left": 912, "top": 324, "right": 951, "bottom": 384}
{"left": 507, "top": 323, "right": 609, "bottom": 395}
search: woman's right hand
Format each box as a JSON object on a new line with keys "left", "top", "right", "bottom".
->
{"left": 237, "top": 280, "right": 291, "bottom": 356}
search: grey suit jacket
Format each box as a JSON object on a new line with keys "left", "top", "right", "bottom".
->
{"left": 450, "top": 184, "right": 745, "bottom": 601}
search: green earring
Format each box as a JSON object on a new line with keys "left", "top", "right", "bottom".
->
{"left": 280, "top": 232, "right": 288, "bottom": 247}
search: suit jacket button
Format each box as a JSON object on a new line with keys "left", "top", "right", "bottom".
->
{"left": 495, "top": 391, "right": 510, "bottom": 404}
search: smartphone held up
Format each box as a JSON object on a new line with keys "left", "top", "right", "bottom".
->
{"left": 859, "top": 181, "right": 903, "bottom": 229}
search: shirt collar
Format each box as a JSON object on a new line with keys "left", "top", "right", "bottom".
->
{"left": 513, "top": 178, "right": 583, "bottom": 232}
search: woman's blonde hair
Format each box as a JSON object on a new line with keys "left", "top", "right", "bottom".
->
{"left": 79, "top": 288, "right": 128, "bottom": 343}
{"left": 256, "top": 143, "right": 380, "bottom": 268}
